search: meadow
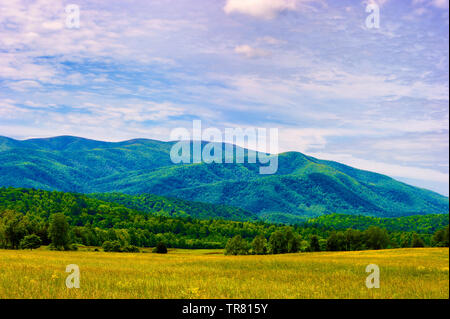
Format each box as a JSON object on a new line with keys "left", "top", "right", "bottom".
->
{"left": 0, "top": 247, "right": 448, "bottom": 299}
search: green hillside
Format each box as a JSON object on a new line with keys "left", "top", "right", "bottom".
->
{"left": 0, "top": 187, "right": 273, "bottom": 249}
{"left": 306, "top": 213, "right": 449, "bottom": 234}
{"left": 90, "top": 192, "right": 257, "bottom": 221}
{"left": 0, "top": 136, "right": 448, "bottom": 221}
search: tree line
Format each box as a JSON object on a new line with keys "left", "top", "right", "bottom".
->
{"left": 0, "top": 187, "right": 448, "bottom": 253}
{"left": 225, "top": 225, "right": 449, "bottom": 255}
{"left": 1, "top": 207, "right": 448, "bottom": 254}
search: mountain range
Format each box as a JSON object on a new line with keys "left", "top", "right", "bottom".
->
{"left": 0, "top": 135, "right": 448, "bottom": 223}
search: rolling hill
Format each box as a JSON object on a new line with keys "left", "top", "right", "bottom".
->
{"left": 0, "top": 135, "right": 448, "bottom": 222}
{"left": 0, "top": 187, "right": 256, "bottom": 222}
{"left": 90, "top": 192, "right": 257, "bottom": 221}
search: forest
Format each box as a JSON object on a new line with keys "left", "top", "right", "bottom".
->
{"left": 0, "top": 187, "right": 448, "bottom": 253}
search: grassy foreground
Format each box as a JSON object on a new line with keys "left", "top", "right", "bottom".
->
{"left": 0, "top": 248, "right": 448, "bottom": 299}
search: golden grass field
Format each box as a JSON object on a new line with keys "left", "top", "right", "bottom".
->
{"left": 0, "top": 247, "right": 448, "bottom": 299}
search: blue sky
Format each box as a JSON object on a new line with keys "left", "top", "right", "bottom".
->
{"left": 0, "top": 0, "right": 448, "bottom": 195}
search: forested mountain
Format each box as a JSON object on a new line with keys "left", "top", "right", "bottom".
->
{"left": 0, "top": 136, "right": 448, "bottom": 221}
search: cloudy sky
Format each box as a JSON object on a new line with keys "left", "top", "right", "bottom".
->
{"left": 0, "top": 0, "right": 448, "bottom": 195}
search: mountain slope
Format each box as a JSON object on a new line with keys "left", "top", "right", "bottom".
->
{"left": 90, "top": 192, "right": 257, "bottom": 221}
{"left": 0, "top": 135, "right": 448, "bottom": 221}
{"left": 0, "top": 186, "right": 256, "bottom": 222}
{"left": 306, "top": 213, "right": 449, "bottom": 233}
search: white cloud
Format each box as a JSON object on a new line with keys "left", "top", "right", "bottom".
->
{"left": 0, "top": 99, "right": 32, "bottom": 119}
{"left": 234, "top": 45, "right": 270, "bottom": 58}
{"left": 224, "top": 0, "right": 317, "bottom": 19}
{"left": 300, "top": 70, "right": 449, "bottom": 101}
{"left": 220, "top": 70, "right": 448, "bottom": 114}
{"left": 364, "top": 0, "right": 390, "bottom": 7}
{"left": 23, "top": 100, "right": 42, "bottom": 108}
{"left": 278, "top": 128, "right": 359, "bottom": 153}
{"left": 431, "top": 0, "right": 449, "bottom": 8}
{"left": 0, "top": 53, "right": 56, "bottom": 84}
{"left": 257, "top": 36, "right": 286, "bottom": 45}
{"left": 413, "top": 0, "right": 449, "bottom": 8}
{"left": 6, "top": 80, "right": 42, "bottom": 92}
{"left": 0, "top": 1, "right": 196, "bottom": 89}
{"left": 0, "top": 123, "right": 175, "bottom": 143}
{"left": 308, "top": 152, "right": 449, "bottom": 183}
{"left": 112, "top": 102, "right": 185, "bottom": 122}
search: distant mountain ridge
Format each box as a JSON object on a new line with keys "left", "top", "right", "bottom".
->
{"left": 0, "top": 135, "right": 448, "bottom": 222}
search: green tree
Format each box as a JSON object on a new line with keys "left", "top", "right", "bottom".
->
{"left": 319, "top": 238, "right": 328, "bottom": 251}
{"left": 225, "top": 235, "right": 248, "bottom": 255}
{"left": 251, "top": 235, "right": 267, "bottom": 255}
{"left": 344, "top": 229, "right": 363, "bottom": 251}
{"left": 399, "top": 233, "right": 410, "bottom": 248}
{"left": 364, "top": 226, "right": 389, "bottom": 250}
{"left": 48, "top": 213, "right": 70, "bottom": 250}
{"left": 19, "top": 234, "right": 42, "bottom": 250}
{"left": 326, "top": 231, "right": 346, "bottom": 251}
{"left": 411, "top": 233, "right": 425, "bottom": 248}
{"left": 309, "top": 235, "right": 321, "bottom": 252}
{"left": 285, "top": 229, "right": 301, "bottom": 253}
{"left": 0, "top": 210, "right": 27, "bottom": 249}
{"left": 432, "top": 226, "right": 449, "bottom": 247}
{"left": 269, "top": 231, "right": 287, "bottom": 254}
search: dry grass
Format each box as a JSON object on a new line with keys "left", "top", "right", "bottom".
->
{"left": 0, "top": 247, "right": 448, "bottom": 299}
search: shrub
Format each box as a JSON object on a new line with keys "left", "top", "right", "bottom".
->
{"left": 19, "top": 234, "right": 42, "bottom": 250}
{"left": 102, "top": 240, "right": 122, "bottom": 252}
{"left": 122, "top": 245, "right": 140, "bottom": 253}
{"left": 153, "top": 241, "right": 167, "bottom": 254}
